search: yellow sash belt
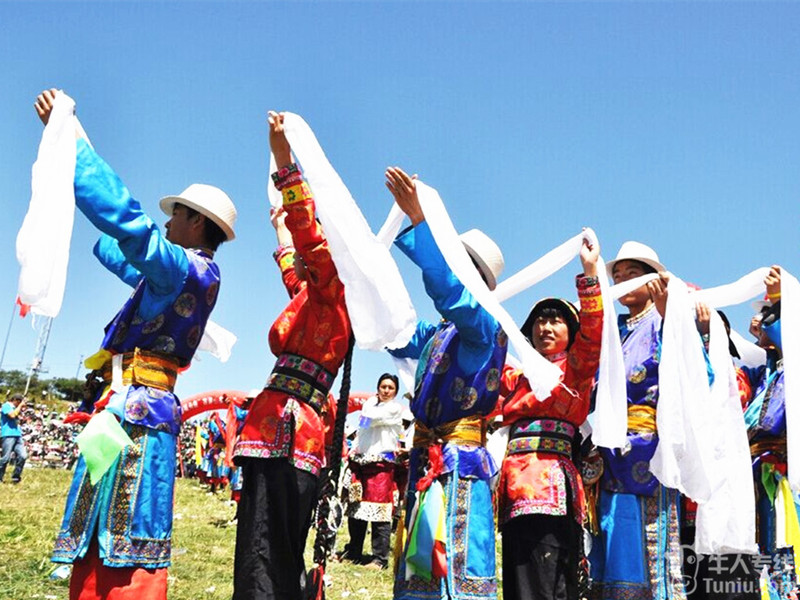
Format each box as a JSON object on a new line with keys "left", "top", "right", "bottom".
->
{"left": 627, "top": 404, "right": 657, "bottom": 434}
{"left": 413, "top": 416, "right": 485, "bottom": 449}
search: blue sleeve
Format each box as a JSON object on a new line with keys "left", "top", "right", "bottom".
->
{"left": 764, "top": 319, "right": 782, "bottom": 351}
{"left": 741, "top": 364, "right": 767, "bottom": 388}
{"left": 93, "top": 235, "right": 142, "bottom": 288}
{"left": 702, "top": 343, "right": 715, "bottom": 387}
{"left": 1, "top": 403, "right": 11, "bottom": 416}
{"left": 388, "top": 320, "right": 437, "bottom": 360}
{"left": 74, "top": 139, "right": 189, "bottom": 302}
{"left": 395, "top": 221, "right": 499, "bottom": 372}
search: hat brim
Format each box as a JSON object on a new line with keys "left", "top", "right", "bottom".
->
{"left": 606, "top": 256, "right": 665, "bottom": 278}
{"left": 463, "top": 244, "right": 498, "bottom": 291}
{"left": 160, "top": 195, "right": 236, "bottom": 241}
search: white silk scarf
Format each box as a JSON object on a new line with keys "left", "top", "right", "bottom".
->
{"left": 17, "top": 91, "right": 79, "bottom": 317}
{"left": 410, "top": 181, "right": 630, "bottom": 448}
{"left": 17, "top": 91, "right": 234, "bottom": 361}
{"left": 693, "top": 309, "right": 757, "bottom": 555}
{"left": 646, "top": 267, "right": 783, "bottom": 554}
{"left": 267, "top": 113, "right": 416, "bottom": 351}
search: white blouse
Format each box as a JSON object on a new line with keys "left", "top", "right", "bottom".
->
{"left": 353, "top": 396, "right": 404, "bottom": 458}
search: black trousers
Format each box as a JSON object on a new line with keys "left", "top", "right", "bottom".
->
{"left": 502, "top": 514, "right": 580, "bottom": 600}
{"left": 233, "top": 458, "right": 319, "bottom": 600}
{"left": 345, "top": 517, "right": 391, "bottom": 565}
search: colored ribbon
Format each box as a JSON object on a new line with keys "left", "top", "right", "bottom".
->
{"left": 76, "top": 410, "right": 133, "bottom": 484}
{"left": 405, "top": 480, "right": 447, "bottom": 581}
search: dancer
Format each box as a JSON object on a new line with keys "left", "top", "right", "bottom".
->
{"left": 590, "top": 241, "right": 688, "bottom": 600}
{"left": 386, "top": 166, "right": 507, "bottom": 600}
{"left": 37, "top": 88, "right": 237, "bottom": 600}
{"left": 743, "top": 267, "right": 798, "bottom": 597}
{"left": 498, "top": 238, "right": 602, "bottom": 600}
{"left": 232, "top": 112, "right": 352, "bottom": 600}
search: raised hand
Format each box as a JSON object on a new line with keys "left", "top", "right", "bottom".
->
{"left": 695, "top": 302, "right": 711, "bottom": 336}
{"left": 268, "top": 111, "right": 292, "bottom": 168}
{"left": 764, "top": 265, "right": 782, "bottom": 301}
{"left": 647, "top": 272, "right": 670, "bottom": 317}
{"left": 270, "top": 206, "right": 292, "bottom": 246}
{"left": 34, "top": 88, "right": 59, "bottom": 125}
{"left": 579, "top": 232, "right": 599, "bottom": 278}
{"left": 385, "top": 166, "right": 424, "bottom": 226}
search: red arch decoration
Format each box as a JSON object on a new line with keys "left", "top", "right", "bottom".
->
{"left": 180, "top": 390, "right": 249, "bottom": 422}
{"left": 180, "top": 389, "right": 376, "bottom": 422}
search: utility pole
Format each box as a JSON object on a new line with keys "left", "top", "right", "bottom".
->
{"left": 0, "top": 300, "right": 17, "bottom": 371}
{"left": 24, "top": 316, "right": 53, "bottom": 396}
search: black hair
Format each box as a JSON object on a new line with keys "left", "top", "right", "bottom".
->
{"left": 376, "top": 373, "right": 399, "bottom": 391}
{"left": 535, "top": 306, "right": 565, "bottom": 323}
{"left": 310, "top": 335, "right": 354, "bottom": 572}
{"left": 613, "top": 259, "right": 657, "bottom": 276}
{"left": 183, "top": 205, "right": 227, "bottom": 251}
{"left": 523, "top": 299, "right": 580, "bottom": 349}
{"left": 716, "top": 310, "right": 740, "bottom": 359}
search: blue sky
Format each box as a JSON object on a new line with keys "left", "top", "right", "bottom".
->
{"left": 1, "top": 2, "right": 798, "bottom": 407}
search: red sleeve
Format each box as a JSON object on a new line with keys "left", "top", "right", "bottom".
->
{"left": 273, "top": 245, "right": 304, "bottom": 298}
{"left": 737, "top": 367, "right": 752, "bottom": 410}
{"left": 500, "top": 363, "right": 522, "bottom": 399}
{"left": 563, "top": 275, "right": 603, "bottom": 396}
{"left": 348, "top": 394, "right": 368, "bottom": 414}
{"left": 275, "top": 170, "right": 341, "bottom": 305}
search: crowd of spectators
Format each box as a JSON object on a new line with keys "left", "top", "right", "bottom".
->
{"left": 9, "top": 402, "right": 81, "bottom": 470}
{"left": 4, "top": 395, "right": 205, "bottom": 480}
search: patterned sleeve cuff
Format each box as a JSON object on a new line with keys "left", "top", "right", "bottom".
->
{"left": 271, "top": 163, "right": 303, "bottom": 190}
{"left": 273, "top": 245, "right": 295, "bottom": 270}
{"left": 576, "top": 275, "right": 603, "bottom": 313}
{"left": 278, "top": 180, "right": 314, "bottom": 206}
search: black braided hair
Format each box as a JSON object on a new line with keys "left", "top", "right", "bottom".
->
{"left": 311, "top": 335, "right": 355, "bottom": 568}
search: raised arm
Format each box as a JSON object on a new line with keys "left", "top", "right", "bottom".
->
{"left": 564, "top": 237, "right": 603, "bottom": 388}
{"left": 35, "top": 90, "right": 189, "bottom": 308}
{"left": 386, "top": 167, "right": 498, "bottom": 372}
{"left": 268, "top": 111, "right": 339, "bottom": 301}
{"left": 270, "top": 206, "right": 304, "bottom": 298}
{"left": 93, "top": 235, "right": 143, "bottom": 288}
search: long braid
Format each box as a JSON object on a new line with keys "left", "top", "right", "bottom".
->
{"left": 311, "top": 335, "right": 355, "bottom": 569}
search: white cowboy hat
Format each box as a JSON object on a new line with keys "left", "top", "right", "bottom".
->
{"left": 606, "top": 241, "right": 665, "bottom": 277}
{"left": 160, "top": 184, "right": 237, "bottom": 241}
{"left": 460, "top": 229, "right": 505, "bottom": 291}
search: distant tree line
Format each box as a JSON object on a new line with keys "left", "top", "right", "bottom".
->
{"left": 0, "top": 369, "right": 83, "bottom": 407}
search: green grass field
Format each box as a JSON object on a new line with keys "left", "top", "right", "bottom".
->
{"left": 0, "top": 469, "right": 396, "bottom": 600}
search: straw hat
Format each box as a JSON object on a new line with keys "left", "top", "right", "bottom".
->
{"left": 160, "top": 184, "right": 237, "bottom": 241}
{"left": 460, "top": 229, "right": 504, "bottom": 291}
{"left": 606, "top": 241, "right": 665, "bottom": 277}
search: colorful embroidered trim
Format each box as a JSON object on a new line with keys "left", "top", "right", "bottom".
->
{"left": 281, "top": 181, "right": 313, "bottom": 205}
{"left": 271, "top": 162, "right": 300, "bottom": 185}
{"left": 100, "top": 348, "right": 179, "bottom": 392}
{"left": 265, "top": 353, "right": 335, "bottom": 415}
{"left": 507, "top": 418, "right": 575, "bottom": 458}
